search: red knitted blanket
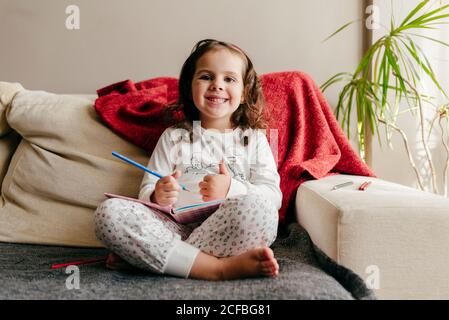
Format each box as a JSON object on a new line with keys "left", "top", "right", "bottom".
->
{"left": 95, "top": 71, "right": 375, "bottom": 225}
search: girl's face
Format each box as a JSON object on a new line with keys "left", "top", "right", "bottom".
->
{"left": 191, "top": 48, "right": 245, "bottom": 130}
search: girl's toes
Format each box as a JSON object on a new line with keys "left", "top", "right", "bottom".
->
{"left": 261, "top": 266, "right": 272, "bottom": 273}
{"left": 261, "top": 247, "right": 274, "bottom": 260}
{"left": 261, "top": 260, "right": 274, "bottom": 268}
{"left": 262, "top": 267, "right": 273, "bottom": 275}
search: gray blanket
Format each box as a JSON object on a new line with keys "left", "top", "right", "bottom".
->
{"left": 0, "top": 223, "right": 375, "bottom": 300}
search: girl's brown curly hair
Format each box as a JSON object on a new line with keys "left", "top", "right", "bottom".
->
{"left": 164, "top": 39, "right": 267, "bottom": 141}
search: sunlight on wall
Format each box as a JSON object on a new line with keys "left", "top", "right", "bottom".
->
{"left": 372, "top": 0, "right": 449, "bottom": 195}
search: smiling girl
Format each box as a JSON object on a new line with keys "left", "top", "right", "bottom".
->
{"left": 94, "top": 39, "right": 282, "bottom": 280}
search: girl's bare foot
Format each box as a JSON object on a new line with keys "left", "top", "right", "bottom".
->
{"left": 189, "top": 247, "right": 279, "bottom": 280}
{"left": 106, "top": 252, "right": 135, "bottom": 271}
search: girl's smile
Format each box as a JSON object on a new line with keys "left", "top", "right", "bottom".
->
{"left": 205, "top": 95, "right": 229, "bottom": 105}
{"left": 192, "top": 49, "right": 245, "bottom": 131}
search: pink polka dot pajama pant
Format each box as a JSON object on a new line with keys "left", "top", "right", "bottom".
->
{"left": 94, "top": 193, "right": 278, "bottom": 278}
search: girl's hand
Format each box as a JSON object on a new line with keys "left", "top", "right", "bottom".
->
{"left": 151, "top": 170, "right": 182, "bottom": 206}
{"left": 198, "top": 160, "right": 231, "bottom": 202}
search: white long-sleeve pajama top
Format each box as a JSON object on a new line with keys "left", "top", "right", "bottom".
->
{"left": 138, "top": 124, "right": 282, "bottom": 211}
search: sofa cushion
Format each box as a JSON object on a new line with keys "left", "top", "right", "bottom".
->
{"left": 0, "top": 131, "right": 20, "bottom": 202}
{"left": 0, "top": 82, "right": 23, "bottom": 136}
{"left": 0, "top": 89, "right": 148, "bottom": 247}
{"left": 0, "top": 82, "right": 24, "bottom": 208}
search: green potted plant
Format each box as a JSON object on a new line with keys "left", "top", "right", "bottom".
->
{"left": 322, "top": 0, "right": 449, "bottom": 196}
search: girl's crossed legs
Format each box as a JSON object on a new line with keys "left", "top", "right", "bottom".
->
{"left": 94, "top": 193, "right": 279, "bottom": 280}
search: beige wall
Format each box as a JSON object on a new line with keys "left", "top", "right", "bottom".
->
{"left": 0, "top": 0, "right": 363, "bottom": 109}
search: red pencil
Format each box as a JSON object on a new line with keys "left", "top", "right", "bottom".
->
{"left": 358, "top": 181, "right": 372, "bottom": 191}
{"left": 51, "top": 257, "right": 107, "bottom": 269}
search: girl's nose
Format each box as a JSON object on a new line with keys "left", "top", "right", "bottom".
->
{"left": 210, "top": 81, "right": 224, "bottom": 91}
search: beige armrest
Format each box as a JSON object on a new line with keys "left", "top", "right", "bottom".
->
{"left": 296, "top": 174, "right": 449, "bottom": 299}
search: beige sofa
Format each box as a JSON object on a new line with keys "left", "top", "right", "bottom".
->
{"left": 2, "top": 82, "right": 449, "bottom": 299}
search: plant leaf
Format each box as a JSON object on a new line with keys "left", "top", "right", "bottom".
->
{"left": 417, "top": 13, "right": 449, "bottom": 25}
{"left": 405, "top": 32, "right": 449, "bottom": 47}
{"left": 403, "top": 37, "right": 447, "bottom": 97}
{"left": 320, "top": 72, "right": 351, "bottom": 91}
{"left": 356, "top": 40, "right": 382, "bottom": 76}
{"left": 399, "top": 0, "right": 429, "bottom": 27}
{"left": 335, "top": 81, "right": 353, "bottom": 122}
{"left": 406, "top": 3, "right": 449, "bottom": 27}
{"left": 322, "top": 19, "right": 361, "bottom": 42}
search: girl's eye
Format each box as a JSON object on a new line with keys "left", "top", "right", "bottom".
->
{"left": 225, "top": 77, "right": 236, "bottom": 82}
{"left": 199, "top": 75, "right": 212, "bottom": 80}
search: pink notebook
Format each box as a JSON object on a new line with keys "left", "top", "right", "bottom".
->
{"left": 104, "top": 193, "right": 224, "bottom": 224}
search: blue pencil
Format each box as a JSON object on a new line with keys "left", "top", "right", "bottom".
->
{"left": 112, "top": 151, "right": 190, "bottom": 192}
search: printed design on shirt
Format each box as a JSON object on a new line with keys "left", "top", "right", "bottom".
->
{"left": 184, "top": 153, "right": 216, "bottom": 175}
{"left": 225, "top": 156, "right": 247, "bottom": 182}
{"left": 183, "top": 153, "right": 248, "bottom": 182}
{"left": 179, "top": 130, "right": 250, "bottom": 181}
